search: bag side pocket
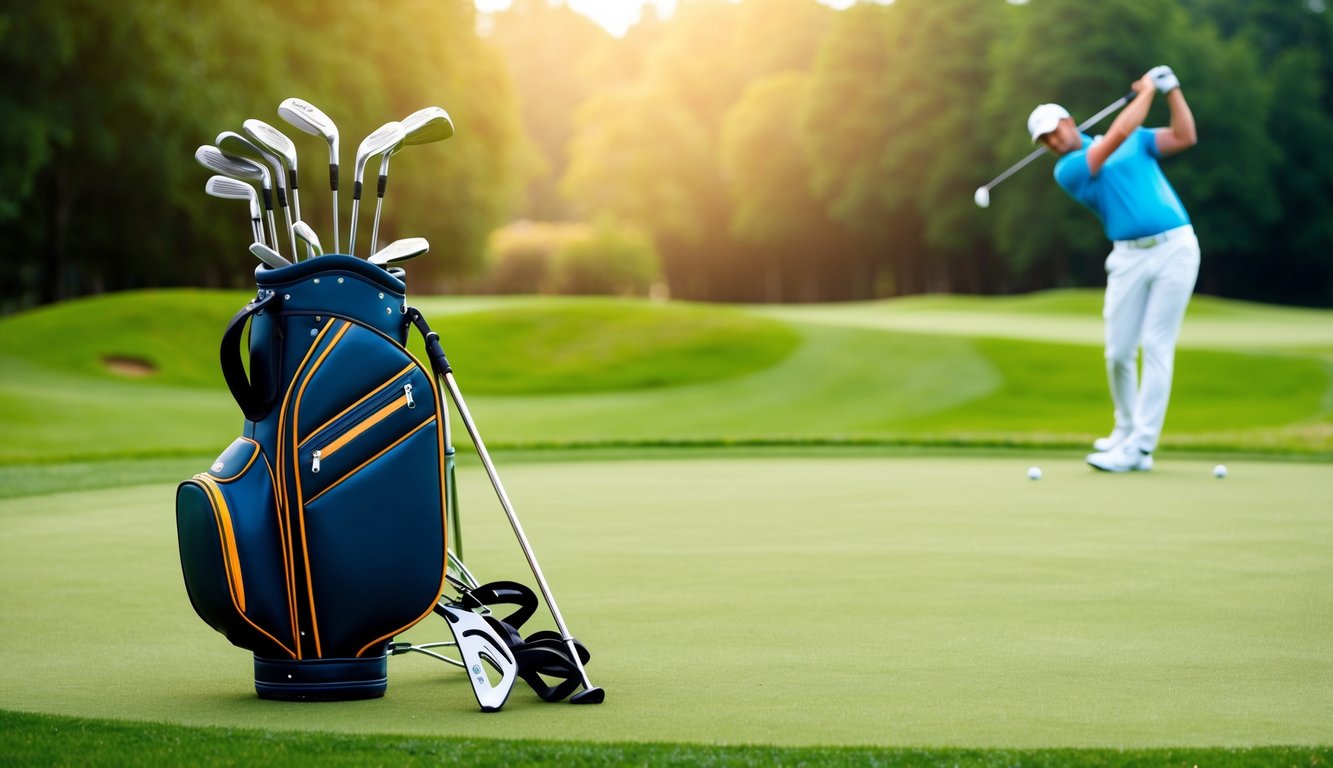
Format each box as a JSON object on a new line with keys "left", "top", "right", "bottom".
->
{"left": 177, "top": 439, "right": 295, "bottom": 658}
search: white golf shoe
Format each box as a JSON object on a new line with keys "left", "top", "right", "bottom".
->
{"left": 1086, "top": 442, "right": 1153, "bottom": 473}
{"left": 1092, "top": 428, "right": 1132, "bottom": 452}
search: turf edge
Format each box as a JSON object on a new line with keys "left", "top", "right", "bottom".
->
{"left": 3, "top": 710, "right": 1329, "bottom": 768}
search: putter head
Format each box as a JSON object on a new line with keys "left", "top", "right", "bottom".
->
{"left": 278, "top": 97, "right": 340, "bottom": 159}
{"left": 353, "top": 121, "right": 406, "bottom": 183}
{"left": 243, "top": 119, "right": 298, "bottom": 171}
{"left": 196, "top": 145, "right": 267, "bottom": 185}
{"left": 570, "top": 686, "right": 605, "bottom": 705}
{"left": 292, "top": 220, "right": 323, "bottom": 256}
{"left": 205, "top": 175, "right": 262, "bottom": 223}
{"left": 248, "top": 241, "right": 292, "bottom": 269}
{"left": 368, "top": 237, "right": 429, "bottom": 266}
{"left": 396, "top": 106, "right": 454, "bottom": 153}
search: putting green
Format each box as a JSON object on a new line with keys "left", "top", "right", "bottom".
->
{"left": 2, "top": 455, "right": 1329, "bottom": 748}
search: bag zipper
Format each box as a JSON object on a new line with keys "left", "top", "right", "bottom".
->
{"left": 307, "top": 377, "right": 416, "bottom": 473}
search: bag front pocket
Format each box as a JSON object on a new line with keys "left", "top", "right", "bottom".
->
{"left": 297, "top": 365, "right": 434, "bottom": 500}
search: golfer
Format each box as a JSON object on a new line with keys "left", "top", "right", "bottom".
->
{"left": 1028, "top": 66, "right": 1198, "bottom": 472}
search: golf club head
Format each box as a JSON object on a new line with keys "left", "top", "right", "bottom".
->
{"left": 243, "top": 119, "right": 298, "bottom": 174}
{"left": 368, "top": 237, "right": 429, "bottom": 266}
{"left": 974, "top": 187, "right": 990, "bottom": 209}
{"left": 394, "top": 106, "right": 454, "bottom": 154}
{"left": 278, "top": 97, "right": 339, "bottom": 160}
{"left": 215, "top": 132, "right": 274, "bottom": 191}
{"left": 196, "top": 145, "right": 267, "bottom": 185}
{"left": 249, "top": 241, "right": 292, "bottom": 269}
{"left": 353, "top": 121, "right": 406, "bottom": 185}
{"left": 292, "top": 220, "right": 323, "bottom": 256}
{"left": 570, "top": 686, "right": 605, "bottom": 705}
{"left": 205, "top": 175, "right": 260, "bottom": 220}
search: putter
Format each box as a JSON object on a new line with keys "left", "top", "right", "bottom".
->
{"left": 293, "top": 220, "right": 323, "bottom": 257}
{"left": 370, "top": 107, "right": 454, "bottom": 253}
{"left": 244, "top": 119, "right": 307, "bottom": 259}
{"left": 196, "top": 147, "right": 278, "bottom": 253}
{"left": 278, "top": 98, "right": 341, "bottom": 253}
{"left": 368, "top": 237, "right": 428, "bottom": 266}
{"left": 204, "top": 175, "right": 265, "bottom": 246}
{"left": 348, "top": 121, "right": 406, "bottom": 257}
{"left": 248, "top": 241, "right": 292, "bottom": 269}
{"left": 975, "top": 91, "right": 1134, "bottom": 208}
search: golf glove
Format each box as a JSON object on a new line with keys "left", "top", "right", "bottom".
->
{"left": 1148, "top": 65, "right": 1179, "bottom": 94}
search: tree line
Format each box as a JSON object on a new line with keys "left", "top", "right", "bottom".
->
{"left": 2, "top": 0, "right": 1330, "bottom": 311}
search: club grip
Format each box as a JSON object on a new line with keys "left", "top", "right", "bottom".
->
{"left": 329, "top": 163, "right": 339, "bottom": 192}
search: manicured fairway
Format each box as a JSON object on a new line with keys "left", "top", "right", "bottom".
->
{"left": 2, "top": 454, "right": 1329, "bottom": 748}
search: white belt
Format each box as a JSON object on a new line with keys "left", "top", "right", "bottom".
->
{"left": 1114, "top": 224, "right": 1193, "bottom": 250}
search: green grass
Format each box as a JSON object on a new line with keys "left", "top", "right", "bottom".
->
{"left": 2, "top": 289, "right": 1331, "bottom": 764}
{"left": 1, "top": 289, "right": 1328, "bottom": 462}
{"left": 421, "top": 299, "right": 801, "bottom": 394}
{"left": 4, "top": 710, "right": 1328, "bottom": 767}
{"left": 3, "top": 457, "right": 1330, "bottom": 749}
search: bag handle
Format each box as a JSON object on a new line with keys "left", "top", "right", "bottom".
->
{"left": 221, "top": 292, "right": 279, "bottom": 422}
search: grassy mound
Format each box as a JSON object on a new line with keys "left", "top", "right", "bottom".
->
{"left": 420, "top": 300, "right": 800, "bottom": 394}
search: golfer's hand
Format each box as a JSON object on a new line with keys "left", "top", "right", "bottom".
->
{"left": 1131, "top": 73, "right": 1155, "bottom": 96}
{"left": 1147, "top": 65, "right": 1179, "bottom": 94}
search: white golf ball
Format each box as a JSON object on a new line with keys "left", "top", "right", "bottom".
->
{"left": 1213, "top": 464, "right": 1228, "bottom": 478}
{"left": 1027, "top": 466, "right": 1042, "bottom": 481}
{"left": 974, "top": 187, "right": 990, "bottom": 208}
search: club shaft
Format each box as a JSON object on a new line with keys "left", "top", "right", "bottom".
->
{"left": 331, "top": 189, "right": 340, "bottom": 254}
{"left": 291, "top": 186, "right": 312, "bottom": 261}
{"left": 442, "top": 371, "right": 597, "bottom": 692}
{"left": 348, "top": 198, "right": 361, "bottom": 257}
{"left": 265, "top": 210, "right": 281, "bottom": 254}
{"left": 280, "top": 202, "right": 298, "bottom": 260}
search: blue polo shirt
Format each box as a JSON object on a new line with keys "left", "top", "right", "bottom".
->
{"left": 1053, "top": 128, "right": 1190, "bottom": 241}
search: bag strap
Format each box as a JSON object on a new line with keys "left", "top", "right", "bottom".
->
{"left": 221, "top": 292, "right": 279, "bottom": 422}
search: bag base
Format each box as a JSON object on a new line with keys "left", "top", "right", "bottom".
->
{"left": 254, "top": 654, "right": 388, "bottom": 701}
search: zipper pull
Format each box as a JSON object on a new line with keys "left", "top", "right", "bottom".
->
{"left": 404, "top": 383, "right": 415, "bottom": 409}
{"left": 311, "top": 450, "right": 322, "bottom": 474}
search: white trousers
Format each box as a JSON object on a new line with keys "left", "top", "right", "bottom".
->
{"left": 1102, "top": 225, "right": 1200, "bottom": 453}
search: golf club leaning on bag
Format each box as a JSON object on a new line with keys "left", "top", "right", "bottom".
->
{"left": 974, "top": 91, "right": 1134, "bottom": 208}
{"left": 408, "top": 307, "right": 605, "bottom": 705}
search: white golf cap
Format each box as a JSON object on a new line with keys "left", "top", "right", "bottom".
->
{"left": 1027, "top": 103, "right": 1071, "bottom": 143}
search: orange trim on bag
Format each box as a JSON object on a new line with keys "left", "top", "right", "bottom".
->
{"left": 192, "top": 476, "right": 295, "bottom": 658}
{"left": 276, "top": 318, "right": 342, "bottom": 659}
{"left": 292, "top": 320, "right": 353, "bottom": 659}
{"left": 304, "top": 363, "right": 416, "bottom": 444}
{"left": 306, "top": 416, "right": 437, "bottom": 506}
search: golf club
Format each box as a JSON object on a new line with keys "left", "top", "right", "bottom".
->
{"left": 244, "top": 119, "right": 307, "bottom": 259}
{"left": 196, "top": 147, "right": 278, "bottom": 253}
{"left": 233, "top": 127, "right": 298, "bottom": 258}
{"left": 349, "top": 121, "right": 406, "bottom": 257}
{"left": 974, "top": 91, "right": 1134, "bottom": 208}
{"left": 215, "top": 132, "right": 281, "bottom": 252}
{"left": 368, "top": 237, "right": 428, "bottom": 266}
{"left": 370, "top": 107, "right": 454, "bottom": 253}
{"left": 204, "top": 175, "right": 265, "bottom": 246}
{"left": 293, "top": 220, "right": 323, "bottom": 257}
{"left": 278, "top": 98, "right": 341, "bottom": 253}
{"left": 248, "top": 241, "right": 292, "bottom": 269}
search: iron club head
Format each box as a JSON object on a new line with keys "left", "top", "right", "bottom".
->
{"left": 368, "top": 237, "right": 429, "bottom": 266}
{"left": 292, "top": 220, "right": 323, "bottom": 256}
{"left": 354, "top": 121, "right": 406, "bottom": 186}
{"left": 248, "top": 241, "right": 292, "bottom": 269}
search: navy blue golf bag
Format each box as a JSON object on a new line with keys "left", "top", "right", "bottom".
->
{"left": 175, "top": 255, "right": 601, "bottom": 708}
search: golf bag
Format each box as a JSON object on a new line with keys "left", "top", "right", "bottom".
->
{"left": 175, "top": 255, "right": 599, "bottom": 709}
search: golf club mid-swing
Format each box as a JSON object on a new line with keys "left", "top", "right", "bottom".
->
{"left": 974, "top": 91, "right": 1134, "bottom": 208}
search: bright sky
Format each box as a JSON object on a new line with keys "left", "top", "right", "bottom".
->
{"left": 474, "top": 0, "right": 876, "bottom": 37}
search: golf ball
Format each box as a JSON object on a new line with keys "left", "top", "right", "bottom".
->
{"left": 1213, "top": 464, "right": 1228, "bottom": 478}
{"left": 1027, "top": 466, "right": 1042, "bottom": 481}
